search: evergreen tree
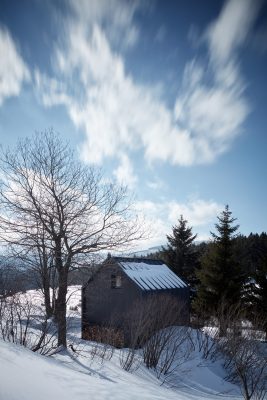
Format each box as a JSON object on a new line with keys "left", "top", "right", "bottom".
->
{"left": 162, "top": 215, "right": 197, "bottom": 284}
{"left": 250, "top": 255, "right": 267, "bottom": 340}
{"left": 232, "top": 232, "right": 267, "bottom": 276}
{"left": 193, "top": 205, "right": 244, "bottom": 335}
{"left": 239, "top": 232, "right": 267, "bottom": 338}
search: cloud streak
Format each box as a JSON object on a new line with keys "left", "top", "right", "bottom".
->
{"left": 134, "top": 197, "right": 223, "bottom": 247}
{"left": 206, "top": 0, "right": 261, "bottom": 64}
{"left": 34, "top": 0, "right": 260, "bottom": 176}
{"left": 113, "top": 153, "right": 137, "bottom": 189}
{"left": 0, "top": 27, "right": 30, "bottom": 106}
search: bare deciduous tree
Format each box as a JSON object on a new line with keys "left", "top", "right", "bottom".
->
{"left": 122, "top": 294, "right": 192, "bottom": 381}
{"left": 119, "top": 346, "right": 142, "bottom": 372}
{"left": 197, "top": 304, "right": 267, "bottom": 400}
{"left": 0, "top": 292, "right": 58, "bottom": 354}
{"left": 8, "top": 227, "right": 57, "bottom": 319}
{"left": 222, "top": 332, "right": 267, "bottom": 400}
{"left": 0, "top": 130, "right": 145, "bottom": 347}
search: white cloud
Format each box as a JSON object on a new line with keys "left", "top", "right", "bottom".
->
{"left": 206, "top": 0, "right": 260, "bottom": 64}
{"left": 172, "top": 0, "right": 262, "bottom": 163}
{"left": 147, "top": 178, "right": 164, "bottom": 190}
{"left": 133, "top": 200, "right": 169, "bottom": 247}
{"left": 167, "top": 199, "right": 222, "bottom": 227}
{"left": 113, "top": 153, "right": 137, "bottom": 189}
{"left": 35, "top": 0, "right": 260, "bottom": 171}
{"left": 174, "top": 60, "right": 249, "bottom": 162}
{"left": 134, "top": 198, "right": 223, "bottom": 248}
{"left": 36, "top": 22, "right": 197, "bottom": 166}
{"left": 0, "top": 27, "right": 30, "bottom": 106}
{"left": 67, "top": 0, "right": 141, "bottom": 49}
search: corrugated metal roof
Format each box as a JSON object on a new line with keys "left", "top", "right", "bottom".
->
{"left": 117, "top": 259, "right": 187, "bottom": 291}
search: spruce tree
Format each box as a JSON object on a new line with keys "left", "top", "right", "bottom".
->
{"left": 193, "top": 205, "right": 244, "bottom": 335}
{"left": 162, "top": 215, "right": 197, "bottom": 284}
{"left": 251, "top": 256, "right": 267, "bottom": 340}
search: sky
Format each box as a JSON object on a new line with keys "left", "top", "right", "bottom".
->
{"left": 0, "top": 0, "right": 266, "bottom": 249}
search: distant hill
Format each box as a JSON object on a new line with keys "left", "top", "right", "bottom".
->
{"left": 128, "top": 240, "right": 207, "bottom": 259}
{"left": 129, "top": 245, "right": 165, "bottom": 257}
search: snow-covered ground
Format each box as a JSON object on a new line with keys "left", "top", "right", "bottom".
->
{"left": 0, "top": 286, "right": 245, "bottom": 400}
{"left": 23, "top": 285, "right": 82, "bottom": 311}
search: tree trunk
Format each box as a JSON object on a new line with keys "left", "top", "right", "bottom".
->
{"left": 56, "top": 268, "right": 68, "bottom": 347}
{"left": 44, "top": 286, "right": 53, "bottom": 319}
{"left": 219, "top": 318, "right": 227, "bottom": 337}
{"left": 43, "top": 269, "right": 53, "bottom": 319}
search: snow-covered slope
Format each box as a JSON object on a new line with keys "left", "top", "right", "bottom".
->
{"left": 0, "top": 286, "right": 242, "bottom": 400}
{"left": 0, "top": 337, "right": 241, "bottom": 400}
{"left": 0, "top": 339, "right": 182, "bottom": 400}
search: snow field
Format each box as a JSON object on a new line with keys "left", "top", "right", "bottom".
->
{"left": 0, "top": 286, "right": 247, "bottom": 400}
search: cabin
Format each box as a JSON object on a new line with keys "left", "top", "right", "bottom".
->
{"left": 81, "top": 256, "right": 190, "bottom": 346}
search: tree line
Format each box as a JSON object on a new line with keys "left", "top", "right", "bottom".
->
{"left": 147, "top": 208, "right": 267, "bottom": 340}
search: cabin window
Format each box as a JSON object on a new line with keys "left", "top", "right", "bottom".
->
{"left": 111, "top": 274, "right": 122, "bottom": 288}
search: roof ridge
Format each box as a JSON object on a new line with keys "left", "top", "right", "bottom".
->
{"left": 113, "top": 256, "right": 164, "bottom": 265}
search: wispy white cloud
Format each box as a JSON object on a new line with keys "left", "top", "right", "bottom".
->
{"left": 174, "top": 0, "right": 261, "bottom": 163}
{"left": 34, "top": 0, "right": 260, "bottom": 172}
{"left": 134, "top": 197, "right": 223, "bottom": 247}
{"left": 113, "top": 153, "right": 138, "bottom": 189}
{"left": 206, "top": 0, "right": 261, "bottom": 64}
{"left": 0, "top": 27, "right": 30, "bottom": 106}
{"left": 147, "top": 178, "right": 165, "bottom": 190}
{"left": 167, "top": 198, "right": 222, "bottom": 227}
{"left": 67, "top": 0, "right": 141, "bottom": 50}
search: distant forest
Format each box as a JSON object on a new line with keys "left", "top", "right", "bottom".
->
{"left": 146, "top": 231, "right": 267, "bottom": 280}
{"left": 143, "top": 208, "right": 267, "bottom": 339}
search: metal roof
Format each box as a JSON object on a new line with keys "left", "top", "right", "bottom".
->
{"left": 114, "top": 257, "right": 187, "bottom": 291}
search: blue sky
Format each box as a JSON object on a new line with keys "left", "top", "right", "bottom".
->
{"left": 0, "top": 0, "right": 266, "bottom": 248}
